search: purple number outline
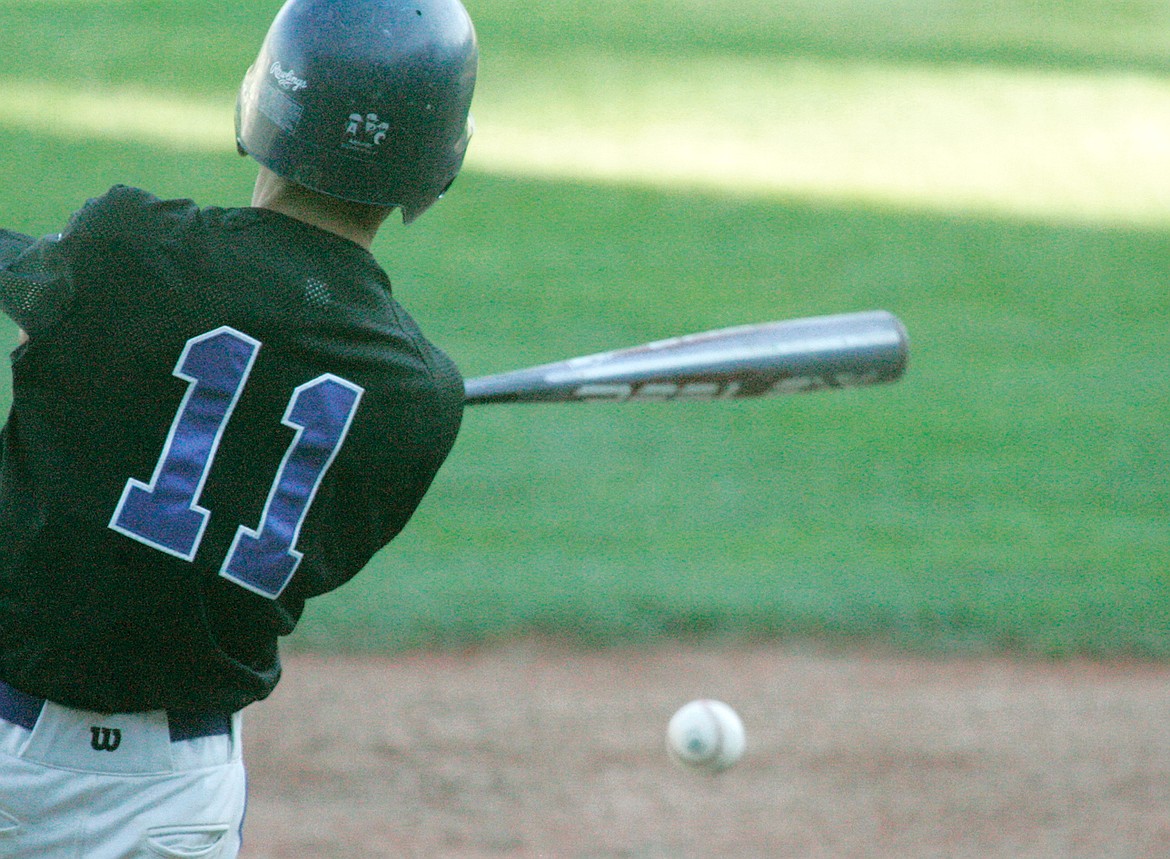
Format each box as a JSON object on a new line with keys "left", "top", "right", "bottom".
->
{"left": 109, "top": 328, "right": 364, "bottom": 600}
{"left": 109, "top": 327, "right": 260, "bottom": 561}
{"left": 219, "top": 374, "right": 363, "bottom": 599}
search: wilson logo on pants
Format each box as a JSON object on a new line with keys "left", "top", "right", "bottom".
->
{"left": 90, "top": 726, "right": 122, "bottom": 752}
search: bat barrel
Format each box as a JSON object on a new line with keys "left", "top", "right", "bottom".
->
{"left": 464, "top": 310, "right": 908, "bottom": 404}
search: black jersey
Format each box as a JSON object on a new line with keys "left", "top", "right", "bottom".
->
{"left": 0, "top": 186, "right": 463, "bottom": 713}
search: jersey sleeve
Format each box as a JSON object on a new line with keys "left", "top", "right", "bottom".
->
{"left": 0, "top": 229, "right": 75, "bottom": 335}
{"left": 0, "top": 187, "right": 156, "bottom": 336}
{"left": 0, "top": 229, "right": 34, "bottom": 264}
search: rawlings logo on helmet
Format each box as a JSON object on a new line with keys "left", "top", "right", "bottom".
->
{"left": 270, "top": 62, "right": 308, "bottom": 92}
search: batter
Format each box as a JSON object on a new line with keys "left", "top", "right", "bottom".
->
{"left": 0, "top": 0, "right": 478, "bottom": 854}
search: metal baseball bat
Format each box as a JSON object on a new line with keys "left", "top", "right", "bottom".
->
{"left": 463, "top": 310, "right": 908, "bottom": 405}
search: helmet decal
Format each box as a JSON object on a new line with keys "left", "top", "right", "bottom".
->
{"left": 269, "top": 62, "right": 308, "bottom": 92}
{"left": 256, "top": 78, "right": 305, "bottom": 134}
{"left": 343, "top": 113, "right": 391, "bottom": 156}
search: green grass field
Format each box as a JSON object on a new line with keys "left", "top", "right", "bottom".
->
{"left": 0, "top": 0, "right": 1167, "bottom": 658}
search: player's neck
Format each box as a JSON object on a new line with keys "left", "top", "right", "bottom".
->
{"left": 251, "top": 169, "right": 387, "bottom": 250}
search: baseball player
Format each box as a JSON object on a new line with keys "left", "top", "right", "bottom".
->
{"left": 0, "top": 0, "right": 477, "bottom": 855}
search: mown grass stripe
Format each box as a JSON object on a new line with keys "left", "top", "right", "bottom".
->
{"left": 3, "top": 58, "right": 1170, "bottom": 225}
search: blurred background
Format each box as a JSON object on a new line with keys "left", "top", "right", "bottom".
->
{"left": 0, "top": 0, "right": 1167, "bottom": 658}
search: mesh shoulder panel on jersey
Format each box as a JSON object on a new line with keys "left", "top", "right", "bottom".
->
{"left": 0, "top": 232, "right": 74, "bottom": 335}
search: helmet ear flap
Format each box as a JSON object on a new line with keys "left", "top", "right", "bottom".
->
{"left": 235, "top": 0, "right": 478, "bottom": 221}
{"left": 402, "top": 175, "right": 458, "bottom": 224}
{"left": 405, "top": 114, "right": 474, "bottom": 220}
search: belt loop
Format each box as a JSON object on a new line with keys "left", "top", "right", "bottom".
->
{"left": 168, "top": 710, "right": 233, "bottom": 743}
{"left": 0, "top": 679, "right": 45, "bottom": 731}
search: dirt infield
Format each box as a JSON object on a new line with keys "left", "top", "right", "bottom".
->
{"left": 240, "top": 643, "right": 1170, "bottom": 858}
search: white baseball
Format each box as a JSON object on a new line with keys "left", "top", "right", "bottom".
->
{"left": 666, "top": 699, "right": 745, "bottom": 773}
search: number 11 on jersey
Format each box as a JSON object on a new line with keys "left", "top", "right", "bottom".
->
{"left": 109, "top": 326, "right": 364, "bottom": 599}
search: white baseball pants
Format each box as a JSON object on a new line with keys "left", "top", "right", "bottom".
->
{"left": 0, "top": 691, "right": 246, "bottom": 858}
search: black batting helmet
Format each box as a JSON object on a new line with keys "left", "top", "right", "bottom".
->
{"left": 236, "top": 0, "right": 478, "bottom": 223}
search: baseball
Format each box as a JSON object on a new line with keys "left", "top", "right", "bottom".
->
{"left": 666, "top": 699, "right": 745, "bottom": 773}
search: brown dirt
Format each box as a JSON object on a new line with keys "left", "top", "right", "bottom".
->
{"left": 239, "top": 643, "right": 1170, "bottom": 858}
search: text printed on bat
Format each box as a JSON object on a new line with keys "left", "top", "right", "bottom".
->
{"left": 573, "top": 372, "right": 883, "bottom": 401}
